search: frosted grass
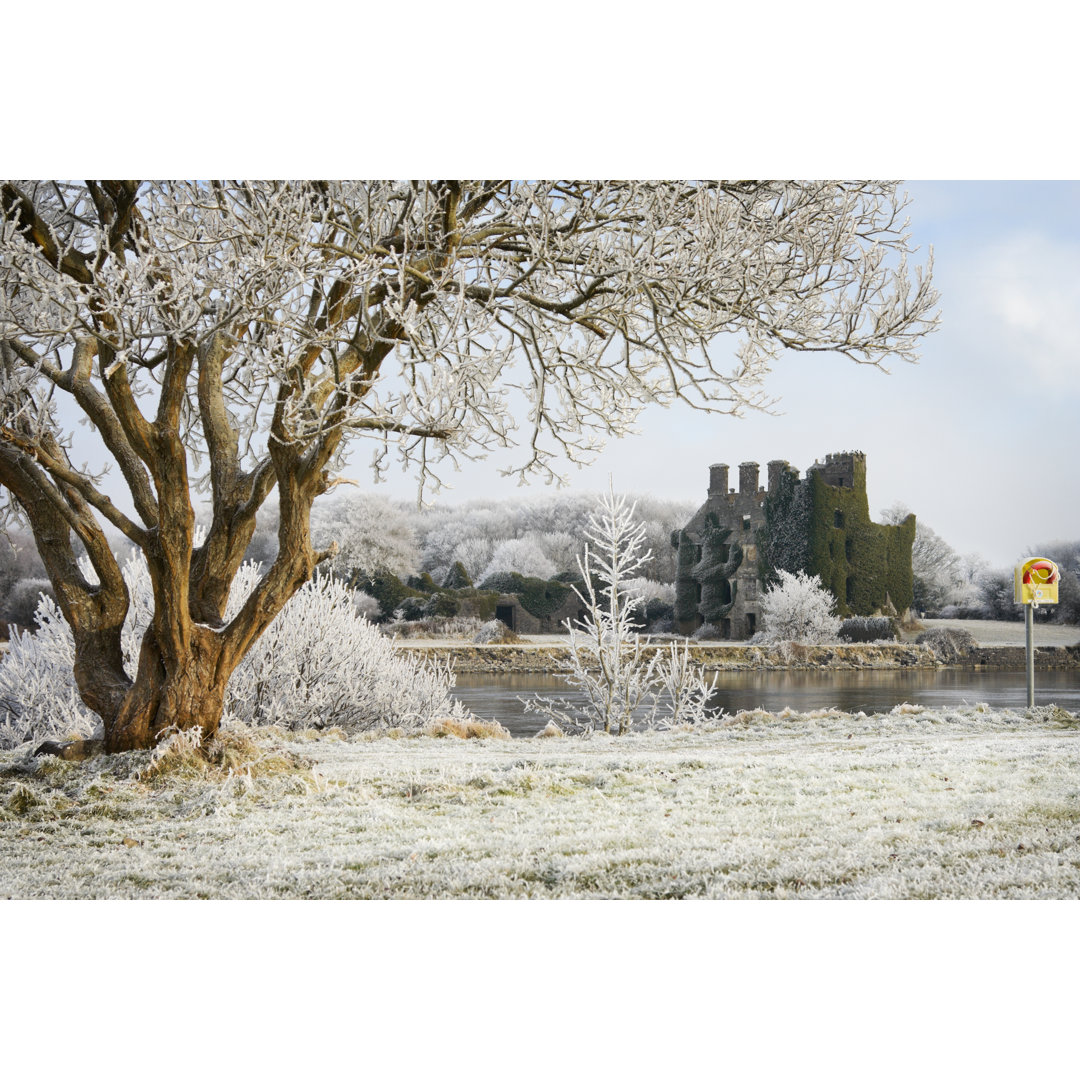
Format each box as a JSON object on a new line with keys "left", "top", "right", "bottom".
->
{"left": 2, "top": 704, "right": 1079, "bottom": 899}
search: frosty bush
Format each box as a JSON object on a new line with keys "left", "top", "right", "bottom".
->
{"left": 473, "top": 619, "right": 521, "bottom": 644}
{"left": 916, "top": 627, "right": 976, "bottom": 663}
{"left": 758, "top": 570, "right": 842, "bottom": 645}
{"left": 838, "top": 616, "right": 899, "bottom": 643}
{"left": 622, "top": 578, "right": 676, "bottom": 604}
{"left": 0, "top": 594, "right": 95, "bottom": 749}
{"left": 350, "top": 591, "right": 382, "bottom": 622}
{"left": 0, "top": 554, "right": 467, "bottom": 751}
{"left": 227, "top": 574, "right": 466, "bottom": 733}
{"left": 383, "top": 615, "right": 486, "bottom": 639}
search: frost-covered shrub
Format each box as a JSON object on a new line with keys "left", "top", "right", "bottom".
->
{"left": 384, "top": 615, "right": 486, "bottom": 639}
{"left": 916, "top": 627, "right": 976, "bottom": 663}
{"left": 937, "top": 603, "right": 980, "bottom": 620}
{"left": 228, "top": 574, "right": 465, "bottom": 733}
{"left": 0, "top": 555, "right": 467, "bottom": 750}
{"left": 350, "top": 591, "right": 382, "bottom": 622}
{"left": 759, "top": 570, "right": 841, "bottom": 645}
{"left": 623, "top": 577, "right": 676, "bottom": 604}
{"left": 838, "top": 616, "right": 899, "bottom": 643}
{"left": 692, "top": 622, "right": 722, "bottom": 641}
{"left": 473, "top": 619, "right": 521, "bottom": 644}
{"left": 0, "top": 595, "right": 96, "bottom": 749}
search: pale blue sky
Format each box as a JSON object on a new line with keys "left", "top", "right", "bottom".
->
{"left": 366, "top": 181, "right": 1080, "bottom": 567}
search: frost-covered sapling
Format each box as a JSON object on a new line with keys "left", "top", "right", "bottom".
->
{"left": 527, "top": 486, "right": 715, "bottom": 735}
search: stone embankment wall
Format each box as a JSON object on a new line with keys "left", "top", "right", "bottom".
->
{"left": 967, "top": 645, "right": 1080, "bottom": 670}
{"left": 402, "top": 641, "right": 1080, "bottom": 674}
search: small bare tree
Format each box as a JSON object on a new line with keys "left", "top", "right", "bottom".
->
{"left": 0, "top": 181, "right": 937, "bottom": 752}
{"left": 527, "top": 486, "right": 715, "bottom": 734}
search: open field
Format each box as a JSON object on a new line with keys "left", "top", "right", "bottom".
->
{"left": 3, "top": 703, "right": 1079, "bottom": 899}
{"left": 917, "top": 618, "right": 1080, "bottom": 647}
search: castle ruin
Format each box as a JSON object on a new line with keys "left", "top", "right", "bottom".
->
{"left": 672, "top": 451, "right": 915, "bottom": 638}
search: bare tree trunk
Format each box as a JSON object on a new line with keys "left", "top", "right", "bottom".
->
{"left": 104, "top": 626, "right": 229, "bottom": 752}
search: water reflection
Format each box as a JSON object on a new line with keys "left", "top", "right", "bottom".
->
{"left": 451, "top": 669, "right": 1080, "bottom": 738}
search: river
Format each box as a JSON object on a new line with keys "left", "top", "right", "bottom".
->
{"left": 451, "top": 669, "right": 1080, "bottom": 737}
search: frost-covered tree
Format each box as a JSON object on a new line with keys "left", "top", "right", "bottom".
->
{"left": 2, "top": 576, "right": 55, "bottom": 627}
{"left": 0, "top": 181, "right": 937, "bottom": 753}
{"left": 975, "top": 569, "right": 1020, "bottom": 621}
{"left": 311, "top": 492, "right": 420, "bottom": 583}
{"left": 880, "top": 503, "right": 962, "bottom": 612}
{"left": 0, "top": 527, "right": 46, "bottom": 606}
{"left": 527, "top": 486, "right": 715, "bottom": 735}
{"left": 479, "top": 537, "right": 557, "bottom": 583}
{"left": 448, "top": 536, "right": 493, "bottom": 585}
{"left": 758, "top": 570, "right": 842, "bottom": 644}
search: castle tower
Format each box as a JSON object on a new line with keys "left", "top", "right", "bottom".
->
{"left": 739, "top": 462, "right": 759, "bottom": 494}
{"left": 709, "top": 464, "right": 729, "bottom": 497}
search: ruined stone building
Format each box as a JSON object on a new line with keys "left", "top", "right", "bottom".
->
{"left": 672, "top": 451, "right": 915, "bottom": 638}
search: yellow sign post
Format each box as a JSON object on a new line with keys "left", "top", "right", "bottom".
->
{"left": 1014, "top": 557, "right": 1060, "bottom": 707}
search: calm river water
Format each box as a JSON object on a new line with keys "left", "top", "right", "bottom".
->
{"left": 451, "top": 670, "right": 1080, "bottom": 737}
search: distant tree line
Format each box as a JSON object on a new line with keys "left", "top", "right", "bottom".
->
{"left": 4, "top": 497, "right": 1076, "bottom": 636}
{"left": 878, "top": 505, "right": 1078, "bottom": 625}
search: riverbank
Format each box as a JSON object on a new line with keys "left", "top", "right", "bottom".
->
{"left": 395, "top": 638, "right": 1080, "bottom": 673}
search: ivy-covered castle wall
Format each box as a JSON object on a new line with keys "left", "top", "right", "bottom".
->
{"left": 673, "top": 451, "right": 914, "bottom": 637}
{"left": 802, "top": 456, "right": 915, "bottom": 618}
{"left": 672, "top": 461, "right": 768, "bottom": 638}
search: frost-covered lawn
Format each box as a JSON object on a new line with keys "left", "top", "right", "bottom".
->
{"left": 917, "top": 619, "right": 1080, "bottom": 647}
{"left": 3, "top": 704, "right": 1080, "bottom": 899}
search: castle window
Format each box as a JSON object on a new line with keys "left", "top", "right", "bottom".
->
{"left": 845, "top": 577, "right": 855, "bottom": 604}
{"left": 845, "top": 537, "right": 853, "bottom": 561}
{"left": 834, "top": 509, "right": 844, "bottom": 528}
{"left": 742, "top": 515, "right": 752, "bottom": 531}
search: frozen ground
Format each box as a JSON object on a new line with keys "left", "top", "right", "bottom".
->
{"left": 917, "top": 618, "right": 1079, "bottom": 646}
{"left": 3, "top": 703, "right": 1079, "bottom": 899}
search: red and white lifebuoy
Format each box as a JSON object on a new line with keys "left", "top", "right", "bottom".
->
{"left": 1022, "top": 559, "right": 1060, "bottom": 586}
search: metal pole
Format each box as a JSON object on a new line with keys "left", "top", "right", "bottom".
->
{"left": 1026, "top": 603, "right": 1035, "bottom": 708}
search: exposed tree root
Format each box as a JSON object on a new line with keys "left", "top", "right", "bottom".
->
{"left": 34, "top": 738, "right": 104, "bottom": 761}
